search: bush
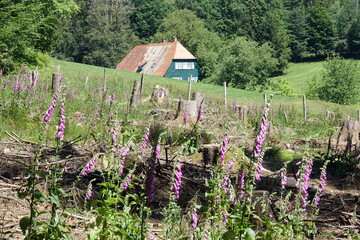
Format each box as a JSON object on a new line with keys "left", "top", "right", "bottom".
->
{"left": 268, "top": 78, "right": 296, "bottom": 97}
{"left": 306, "top": 57, "right": 360, "bottom": 105}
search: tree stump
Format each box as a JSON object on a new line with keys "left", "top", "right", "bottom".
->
{"left": 330, "top": 119, "right": 360, "bottom": 154}
{"left": 201, "top": 144, "right": 219, "bottom": 166}
{"left": 325, "top": 110, "right": 336, "bottom": 120}
{"left": 176, "top": 100, "right": 198, "bottom": 118}
{"left": 192, "top": 92, "right": 205, "bottom": 107}
{"left": 130, "top": 80, "right": 141, "bottom": 108}
{"left": 151, "top": 85, "right": 169, "bottom": 103}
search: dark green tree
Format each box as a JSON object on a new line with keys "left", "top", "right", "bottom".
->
{"left": 0, "top": 0, "right": 78, "bottom": 72}
{"left": 130, "top": 0, "right": 174, "bottom": 40}
{"left": 347, "top": 17, "right": 360, "bottom": 54}
{"left": 211, "top": 37, "right": 277, "bottom": 89}
{"left": 286, "top": 5, "right": 308, "bottom": 61}
{"left": 306, "top": 5, "right": 335, "bottom": 55}
{"left": 257, "top": 0, "right": 291, "bottom": 74}
{"left": 54, "top": 0, "right": 139, "bottom": 68}
{"left": 154, "top": 9, "right": 222, "bottom": 78}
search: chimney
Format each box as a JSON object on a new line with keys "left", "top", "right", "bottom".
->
{"left": 173, "top": 36, "right": 177, "bottom": 42}
{"left": 162, "top": 38, "right": 167, "bottom": 43}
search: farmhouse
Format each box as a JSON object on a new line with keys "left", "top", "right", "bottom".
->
{"left": 116, "top": 38, "right": 201, "bottom": 82}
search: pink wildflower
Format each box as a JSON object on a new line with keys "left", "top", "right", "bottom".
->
{"left": 141, "top": 127, "right": 150, "bottom": 155}
{"left": 183, "top": 112, "right": 188, "bottom": 124}
{"left": 86, "top": 184, "right": 93, "bottom": 200}
{"left": 314, "top": 161, "right": 328, "bottom": 207}
{"left": 82, "top": 157, "right": 97, "bottom": 176}
{"left": 301, "top": 158, "right": 313, "bottom": 208}
{"left": 173, "top": 160, "right": 182, "bottom": 200}
{"left": 119, "top": 143, "right": 131, "bottom": 176}
{"left": 44, "top": 92, "right": 59, "bottom": 122}
{"left": 121, "top": 173, "right": 133, "bottom": 193}
{"left": 238, "top": 169, "right": 245, "bottom": 199}
{"left": 220, "top": 134, "right": 229, "bottom": 166}
{"left": 191, "top": 208, "right": 198, "bottom": 230}
{"left": 57, "top": 102, "right": 66, "bottom": 139}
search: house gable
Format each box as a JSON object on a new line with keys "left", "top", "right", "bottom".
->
{"left": 116, "top": 40, "right": 200, "bottom": 80}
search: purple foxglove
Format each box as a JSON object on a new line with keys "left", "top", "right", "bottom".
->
{"left": 191, "top": 208, "right": 198, "bottom": 230}
{"left": 238, "top": 169, "right": 245, "bottom": 199}
{"left": 57, "top": 102, "right": 66, "bottom": 139}
{"left": 301, "top": 158, "right": 313, "bottom": 208}
{"left": 313, "top": 161, "right": 328, "bottom": 207}
{"left": 86, "top": 184, "right": 93, "bottom": 200}
{"left": 110, "top": 93, "right": 115, "bottom": 104}
{"left": 44, "top": 92, "right": 59, "bottom": 122}
{"left": 13, "top": 79, "right": 20, "bottom": 93}
{"left": 119, "top": 143, "right": 131, "bottom": 176}
{"left": 121, "top": 173, "right": 133, "bottom": 193}
{"left": 173, "top": 160, "right": 182, "bottom": 200}
{"left": 141, "top": 127, "right": 150, "bottom": 155}
{"left": 220, "top": 134, "right": 229, "bottom": 166}
{"left": 148, "top": 142, "right": 160, "bottom": 202}
{"left": 82, "top": 157, "right": 97, "bottom": 176}
{"left": 183, "top": 112, "right": 188, "bottom": 124}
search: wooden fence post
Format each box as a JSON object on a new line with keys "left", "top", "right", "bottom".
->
{"left": 303, "top": 95, "right": 307, "bottom": 122}
{"left": 188, "top": 75, "right": 192, "bottom": 100}
{"left": 224, "top": 82, "right": 227, "bottom": 109}
{"left": 357, "top": 110, "right": 360, "bottom": 121}
{"left": 51, "top": 65, "right": 61, "bottom": 92}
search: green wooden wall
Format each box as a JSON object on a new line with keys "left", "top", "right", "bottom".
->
{"left": 164, "top": 59, "right": 201, "bottom": 81}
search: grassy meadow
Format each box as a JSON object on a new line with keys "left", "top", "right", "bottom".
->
{"left": 1, "top": 59, "right": 360, "bottom": 240}
{"left": 1, "top": 58, "right": 359, "bottom": 143}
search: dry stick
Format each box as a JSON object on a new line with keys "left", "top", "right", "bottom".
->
{"left": 283, "top": 111, "right": 288, "bottom": 123}
{"left": 188, "top": 75, "right": 192, "bottom": 100}
{"left": 4, "top": 131, "right": 21, "bottom": 143}
{"left": 303, "top": 95, "right": 307, "bottom": 122}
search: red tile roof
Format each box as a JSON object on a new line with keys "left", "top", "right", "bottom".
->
{"left": 116, "top": 41, "right": 196, "bottom": 76}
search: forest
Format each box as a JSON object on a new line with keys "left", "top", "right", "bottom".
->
{"left": 1, "top": 0, "right": 360, "bottom": 89}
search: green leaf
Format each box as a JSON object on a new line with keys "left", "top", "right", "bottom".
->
{"left": 18, "top": 191, "right": 29, "bottom": 199}
{"left": 89, "top": 229, "right": 101, "bottom": 240}
{"left": 50, "top": 193, "right": 60, "bottom": 206}
{"left": 19, "top": 216, "right": 30, "bottom": 234}
{"left": 223, "top": 230, "right": 236, "bottom": 240}
{"left": 245, "top": 228, "right": 256, "bottom": 240}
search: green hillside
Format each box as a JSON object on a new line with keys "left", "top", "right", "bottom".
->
{"left": 272, "top": 61, "right": 324, "bottom": 94}
{"left": 47, "top": 59, "right": 359, "bottom": 117}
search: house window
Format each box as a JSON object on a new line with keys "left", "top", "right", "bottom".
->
{"left": 175, "top": 62, "right": 195, "bottom": 69}
{"left": 172, "top": 77, "right": 182, "bottom": 80}
{"left": 188, "top": 76, "right": 198, "bottom": 82}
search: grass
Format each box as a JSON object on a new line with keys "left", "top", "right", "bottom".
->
{"left": 272, "top": 61, "right": 324, "bottom": 94}
{"left": 46, "top": 58, "right": 359, "bottom": 118}
{"left": 1, "top": 57, "right": 359, "bottom": 143}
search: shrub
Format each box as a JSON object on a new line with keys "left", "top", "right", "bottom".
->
{"left": 269, "top": 78, "right": 296, "bottom": 97}
{"left": 307, "top": 57, "right": 360, "bottom": 105}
